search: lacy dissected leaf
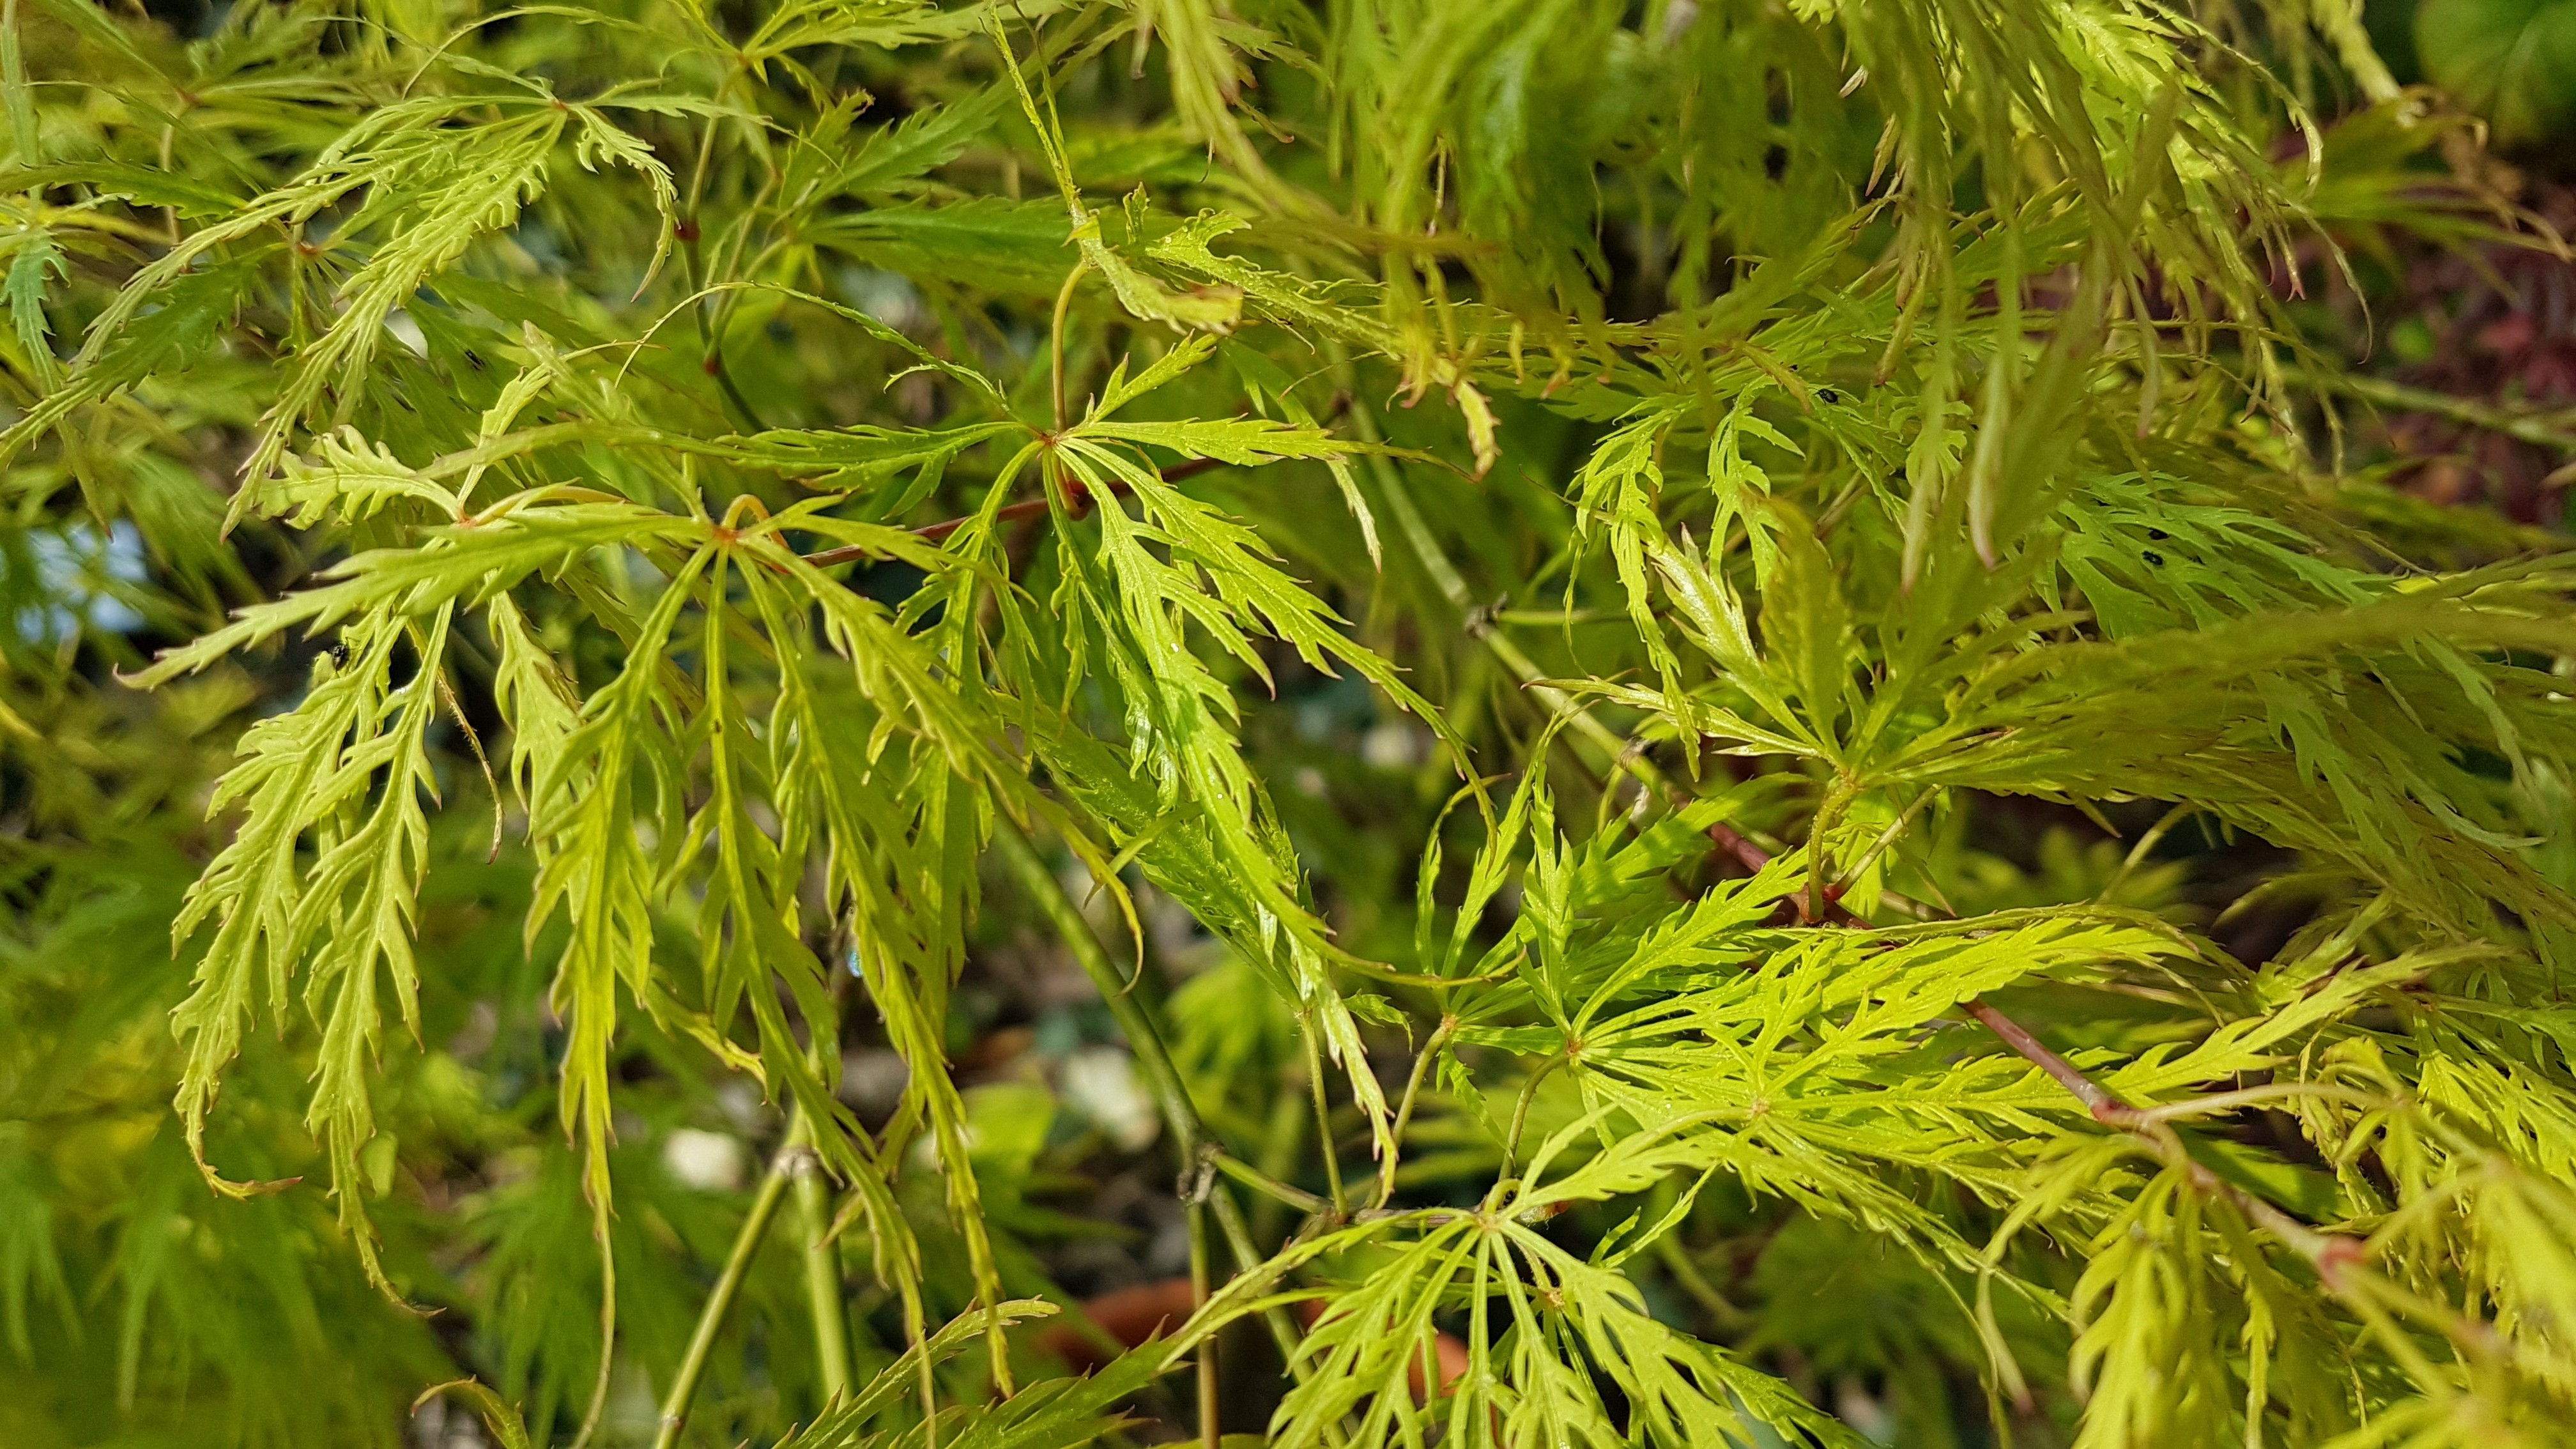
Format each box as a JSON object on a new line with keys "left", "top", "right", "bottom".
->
{"left": 43, "top": 1, "right": 2576, "bottom": 1445}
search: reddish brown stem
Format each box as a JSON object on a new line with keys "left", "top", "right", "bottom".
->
{"left": 1701, "top": 803, "right": 2130, "bottom": 1119}
{"left": 1704, "top": 818, "right": 1844, "bottom": 919}
{"left": 1705, "top": 820, "right": 1771, "bottom": 875}
{"left": 799, "top": 454, "right": 1222, "bottom": 570}
{"left": 795, "top": 394, "right": 1346, "bottom": 572}
{"left": 1961, "top": 999, "right": 2144, "bottom": 1128}
{"left": 1698, "top": 791, "right": 2352, "bottom": 1274}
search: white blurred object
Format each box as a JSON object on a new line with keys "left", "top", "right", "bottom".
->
{"left": 410, "top": 1394, "right": 489, "bottom": 1449}
{"left": 1060, "top": 1048, "right": 1160, "bottom": 1153}
{"left": 384, "top": 309, "right": 428, "bottom": 356}
{"left": 1834, "top": 1376, "right": 1894, "bottom": 1445}
{"left": 838, "top": 1048, "right": 912, "bottom": 1116}
{"left": 661, "top": 1128, "right": 747, "bottom": 1192}
{"left": 838, "top": 264, "right": 926, "bottom": 331}
{"left": 1661, "top": 0, "right": 1700, "bottom": 47}
{"left": 1360, "top": 719, "right": 1422, "bottom": 770}
{"left": 1057, "top": 859, "right": 1121, "bottom": 936}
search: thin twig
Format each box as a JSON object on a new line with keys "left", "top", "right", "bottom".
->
{"left": 1212, "top": 1151, "right": 1328, "bottom": 1215}
{"left": 1337, "top": 366, "right": 2359, "bottom": 1275}
{"left": 1501, "top": 1053, "right": 1567, "bottom": 1177}
{"left": 565, "top": 1199, "right": 619, "bottom": 1449}
{"left": 993, "top": 822, "right": 1342, "bottom": 1443}
{"left": 797, "top": 388, "right": 1358, "bottom": 572}
{"left": 1187, "top": 1189, "right": 1220, "bottom": 1449}
{"left": 1303, "top": 1022, "right": 1349, "bottom": 1216}
{"left": 1374, "top": 1016, "right": 1456, "bottom": 1209}
{"left": 2304, "top": 369, "right": 2576, "bottom": 454}
{"left": 2099, "top": 801, "right": 2193, "bottom": 902}
{"left": 1705, "top": 769, "right": 2375, "bottom": 1283}
{"left": 796, "top": 300, "right": 1361, "bottom": 566}
{"left": 1686, "top": 744, "right": 2363, "bottom": 1271}
{"left": 655, "top": 1115, "right": 810, "bottom": 1449}
{"left": 794, "top": 1152, "right": 852, "bottom": 1403}
{"left": 992, "top": 824, "right": 1225, "bottom": 1447}
{"left": 1051, "top": 261, "right": 1085, "bottom": 434}
{"left": 1961, "top": 999, "right": 2142, "bottom": 1127}
{"left": 1828, "top": 786, "right": 1940, "bottom": 898}
{"left": 993, "top": 826, "right": 1204, "bottom": 1167}
{"left": 799, "top": 456, "right": 1223, "bottom": 571}
{"left": 1653, "top": 1232, "right": 1750, "bottom": 1331}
